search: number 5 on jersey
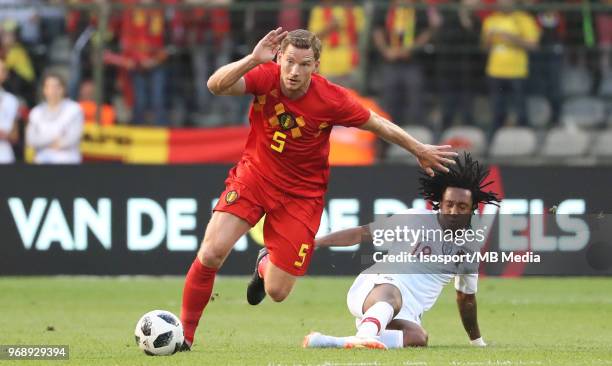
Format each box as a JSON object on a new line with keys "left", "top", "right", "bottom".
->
{"left": 271, "top": 131, "right": 287, "bottom": 153}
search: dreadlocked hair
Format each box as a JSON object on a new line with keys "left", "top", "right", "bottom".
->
{"left": 418, "top": 152, "right": 501, "bottom": 211}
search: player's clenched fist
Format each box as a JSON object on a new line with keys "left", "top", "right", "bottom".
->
{"left": 251, "top": 27, "right": 289, "bottom": 64}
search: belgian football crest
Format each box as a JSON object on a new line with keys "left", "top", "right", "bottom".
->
{"left": 278, "top": 113, "right": 296, "bottom": 130}
{"left": 268, "top": 103, "right": 306, "bottom": 139}
{"left": 225, "top": 190, "right": 238, "bottom": 204}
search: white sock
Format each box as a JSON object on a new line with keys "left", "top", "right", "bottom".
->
{"left": 379, "top": 329, "right": 404, "bottom": 349}
{"left": 356, "top": 301, "right": 395, "bottom": 338}
{"left": 307, "top": 333, "right": 346, "bottom": 348}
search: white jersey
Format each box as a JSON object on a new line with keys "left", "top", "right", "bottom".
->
{"left": 0, "top": 88, "right": 19, "bottom": 163}
{"left": 26, "top": 99, "right": 84, "bottom": 164}
{"left": 347, "top": 208, "right": 479, "bottom": 324}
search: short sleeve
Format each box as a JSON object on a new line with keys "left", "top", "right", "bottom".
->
{"left": 455, "top": 274, "right": 478, "bottom": 294}
{"left": 331, "top": 86, "right": 371, "bottom": 128}
{"left": 244, "top": 62, "right": 277, "bottom": 96}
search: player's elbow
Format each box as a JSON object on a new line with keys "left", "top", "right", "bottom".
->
{"left": 207, "top": 78, "right": 222, "bottom": 96}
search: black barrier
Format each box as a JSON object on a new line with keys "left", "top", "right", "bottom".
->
{"left": 1, "top": 165, "right": 611, "bottom": 276}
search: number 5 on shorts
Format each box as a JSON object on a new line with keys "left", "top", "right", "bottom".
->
{"left": 294, "top": 243, "right": 310, "bottom": 268}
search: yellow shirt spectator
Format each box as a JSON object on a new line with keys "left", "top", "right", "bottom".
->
{"left": 4, "top": 43, "right": 35, "bottom": 82}
{"left": 482, "top": 11, "right": 540, "bottom": 79}
{"left": 308, "top": 4, "right": 364, "bottom": 78}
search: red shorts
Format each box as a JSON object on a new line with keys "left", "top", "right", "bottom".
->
{"left": 213, "top": 162, "right": 324, "bottom": 276}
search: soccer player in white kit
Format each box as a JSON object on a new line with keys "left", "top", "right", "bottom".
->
{"left": 304, "top": 154, "right": 500, "bottom": 349}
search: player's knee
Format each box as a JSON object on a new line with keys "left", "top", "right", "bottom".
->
{"left": 403, "top": 329, "right": 428, "bottom": 347}
{"left": 265, "top": 284, "right": 291, "bottom": 302}
{"left": 198, "top": 239, "right": 229, "bottom": 268}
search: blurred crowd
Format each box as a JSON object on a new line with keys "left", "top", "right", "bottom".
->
{"left": 1, "top": 0, "right": 611, "bottom": 164}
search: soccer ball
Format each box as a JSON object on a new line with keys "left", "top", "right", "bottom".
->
{"left": 134, "top": 310, "right": 184, "bottom": 356}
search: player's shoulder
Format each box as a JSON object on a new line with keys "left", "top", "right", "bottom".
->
{"left": 372, "top": 208, "right": 434, "bottom": 228}
{"left": 397, "top": 208, "right": 435, "bottom": 216}
{"left": 251, "top": 61, "right": 280, "bottom": 79}
{"left": 246, "top": 62, "right": 279, "bottom": 93}
{"left": 311, "top": 74, "right": 352, "bottom": 103}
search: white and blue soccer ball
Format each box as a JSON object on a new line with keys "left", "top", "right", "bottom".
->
{"left": 134, "top": 310, "right": 184, "bottom": 356}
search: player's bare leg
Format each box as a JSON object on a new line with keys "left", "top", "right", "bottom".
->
{"left": 304, "top": 284, "right": 402, "bottom": 349}
{"left": 180, "top": 211, "right": 252, "bottom": 349}
{"left": 248, "top": 251, "right": 297, "bottom": 304}
{"left": 264, "top": 260, "right": 297, "bottom": 302}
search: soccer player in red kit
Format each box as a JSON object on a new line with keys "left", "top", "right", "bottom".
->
{"left": 180, "top": 28, "right": 457, "bottom": 350}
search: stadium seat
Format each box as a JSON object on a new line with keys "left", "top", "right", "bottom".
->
{"left": 439, "top": 126, "right": 487, "bottom": 156}
{"left": 386, "top": 125, "right": 433, "bottom": 163}
{"left": 598, "top": 74, "right": 612, "bottom": 98}
{"left": 526, "top": 96, "right": 552, "bottom": 127}
{"left": 590, "top": 128, "right": 612, "bottom": 161}
{"left": 540, "top": 127, "right": 591, "bottom": 158}
{"left": 560, "top": 97, "right": 607, "bottom": 128}
{"left": 489, "top": 127, "right": 537, "bottom": 158}
{"left": 561, "top": 65, "right": 593, "bottom": 97}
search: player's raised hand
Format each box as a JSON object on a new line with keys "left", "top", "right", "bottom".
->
{"left": 251, "top": 27, "right": 289, "bottom": 64}
{"left": 415, "top": 144, "right": 458, "bottom": 177}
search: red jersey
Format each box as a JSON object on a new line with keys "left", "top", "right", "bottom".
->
{"left": 242, "top": 62, "right": 370, "bottom": 198}
{"left": 120, "top": 1, "right": 165, "bottom": 64}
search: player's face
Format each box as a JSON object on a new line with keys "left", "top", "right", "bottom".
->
{"left": 278, "top": 45, "right": 319, "bottom": 94}
{"left": 438, "top": 187, "right": 473, "bottom": 231}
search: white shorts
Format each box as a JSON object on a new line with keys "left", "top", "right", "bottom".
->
{"left": 346, "top": 273, "right": 424, "bottom": 326}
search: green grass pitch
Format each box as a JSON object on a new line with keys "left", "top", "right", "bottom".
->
{"left": 1, "top": 276, "right": 611, "bottom": 365}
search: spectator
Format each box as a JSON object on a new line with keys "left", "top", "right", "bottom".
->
{"left": 185, "top": 0, "right": 235, "bottom": 122}
{"left": 528, "top": 0, "right": 565, "bottom": 125}
{"left": 120, "top": 0, "right": 168, "bottom": 125}
{"left": 373, "top": 0, "right": 439, "bottom": 125}
{"left": 308, "top": 0, "right": 364, "bottom": 86}
{"left": 26, "top": 73, "right": 84, "bottom": 164}
{"left": 279, "top": 0, "right": 304, "bottom": 31}
{"left": 0, "top": 0, "right": 41, "bottom": 45}
{"left": 79, "top": 79, "right": 116, "bottom": 126}
{"left": 0, "top": 58, "right": 18, "bottom": 164}
{"left": 0, "top": 20, "right": 36, "bottom": 106}
{"left": 432, "top": 0, "right": 482, "bottom": 129}
{"left": 481, "top": 0, "right": 540, "bottom": 135}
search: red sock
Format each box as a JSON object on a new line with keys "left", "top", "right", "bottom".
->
{"left": 257, "top": 254, "right": 269, "bottom": 278}
{"left": 180, "top": 258, "right": 217, "bottom": 345}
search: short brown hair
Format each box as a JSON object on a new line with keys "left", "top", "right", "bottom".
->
{"left": 42, "top": 71, "right": 67, "bottom": 90}
{"left": 280, "top": 29, "right": 322, "bottom": 61}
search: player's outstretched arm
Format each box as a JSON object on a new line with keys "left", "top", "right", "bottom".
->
{"left": 207, "top": 27, "right": 288, "bottom": 96}
{"left": 359, "top": 111, "right": 458, "bottom": 177}
{"left": 456, "top": 290, "right": 486, "bottom": 346}
{"left": 315, "top": 225, "right": 370, "bottom": 248}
